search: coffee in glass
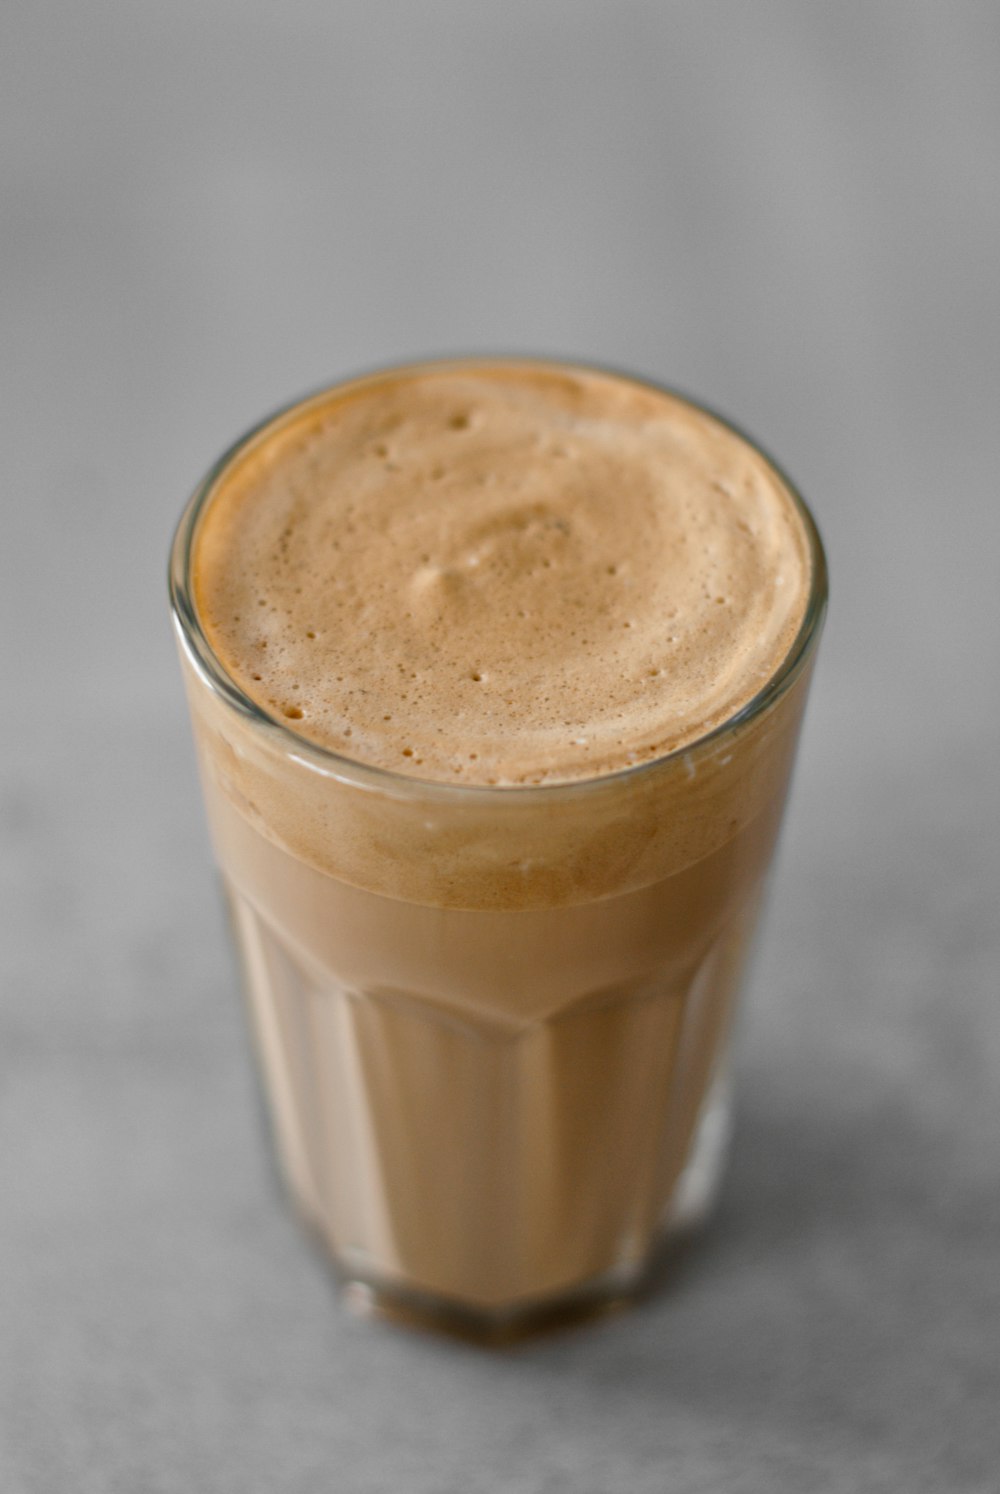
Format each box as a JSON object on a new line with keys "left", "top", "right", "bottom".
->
{"left": 170, "top": 359, "right": 826, "bottom": 1336}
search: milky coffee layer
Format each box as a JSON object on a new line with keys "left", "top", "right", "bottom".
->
{"left": 193, "top": 361, "right": 811, "bottom": 786}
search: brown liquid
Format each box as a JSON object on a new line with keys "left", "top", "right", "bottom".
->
{"left": 176, "top": 360, "right": 819, "bottom": 1328}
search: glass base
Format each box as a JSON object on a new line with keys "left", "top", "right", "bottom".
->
{"left": 326, "top": 1065, "right": 733, "bottom": 1344}
{"left": 225, "top": 870, "right": 744, "bottom": 1341}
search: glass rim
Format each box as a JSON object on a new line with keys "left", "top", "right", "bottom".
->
{"left": 168, "top": 355, "right": 828, "bottom": 804}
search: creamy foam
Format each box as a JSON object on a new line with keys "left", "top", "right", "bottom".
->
{"left": 192, "top": 361, "right": 811, "bottom": 785}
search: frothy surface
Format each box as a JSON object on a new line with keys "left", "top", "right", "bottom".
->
{"left": 193, "top": 362, "right": 811, "bottom": 785}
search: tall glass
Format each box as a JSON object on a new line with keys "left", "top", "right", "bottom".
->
{"left": 169, "top": 371, "right": 826, "bottom": 1339}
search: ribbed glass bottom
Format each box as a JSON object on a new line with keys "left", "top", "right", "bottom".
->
{"left": 226, "top": 864, "right": 747, "bottom": 1339}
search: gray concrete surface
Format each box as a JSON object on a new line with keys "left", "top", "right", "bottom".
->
{"left": 2, "top": 3, "right": 998, "bottom": 1490}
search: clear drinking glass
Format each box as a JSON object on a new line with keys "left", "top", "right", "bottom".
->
{"left": 169, "top": 369, "right": 827, "bottom": 1340}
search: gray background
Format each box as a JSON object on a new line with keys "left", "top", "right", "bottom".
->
{"left": 2, "top": 3, "right": 998, "bottom": 1490}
